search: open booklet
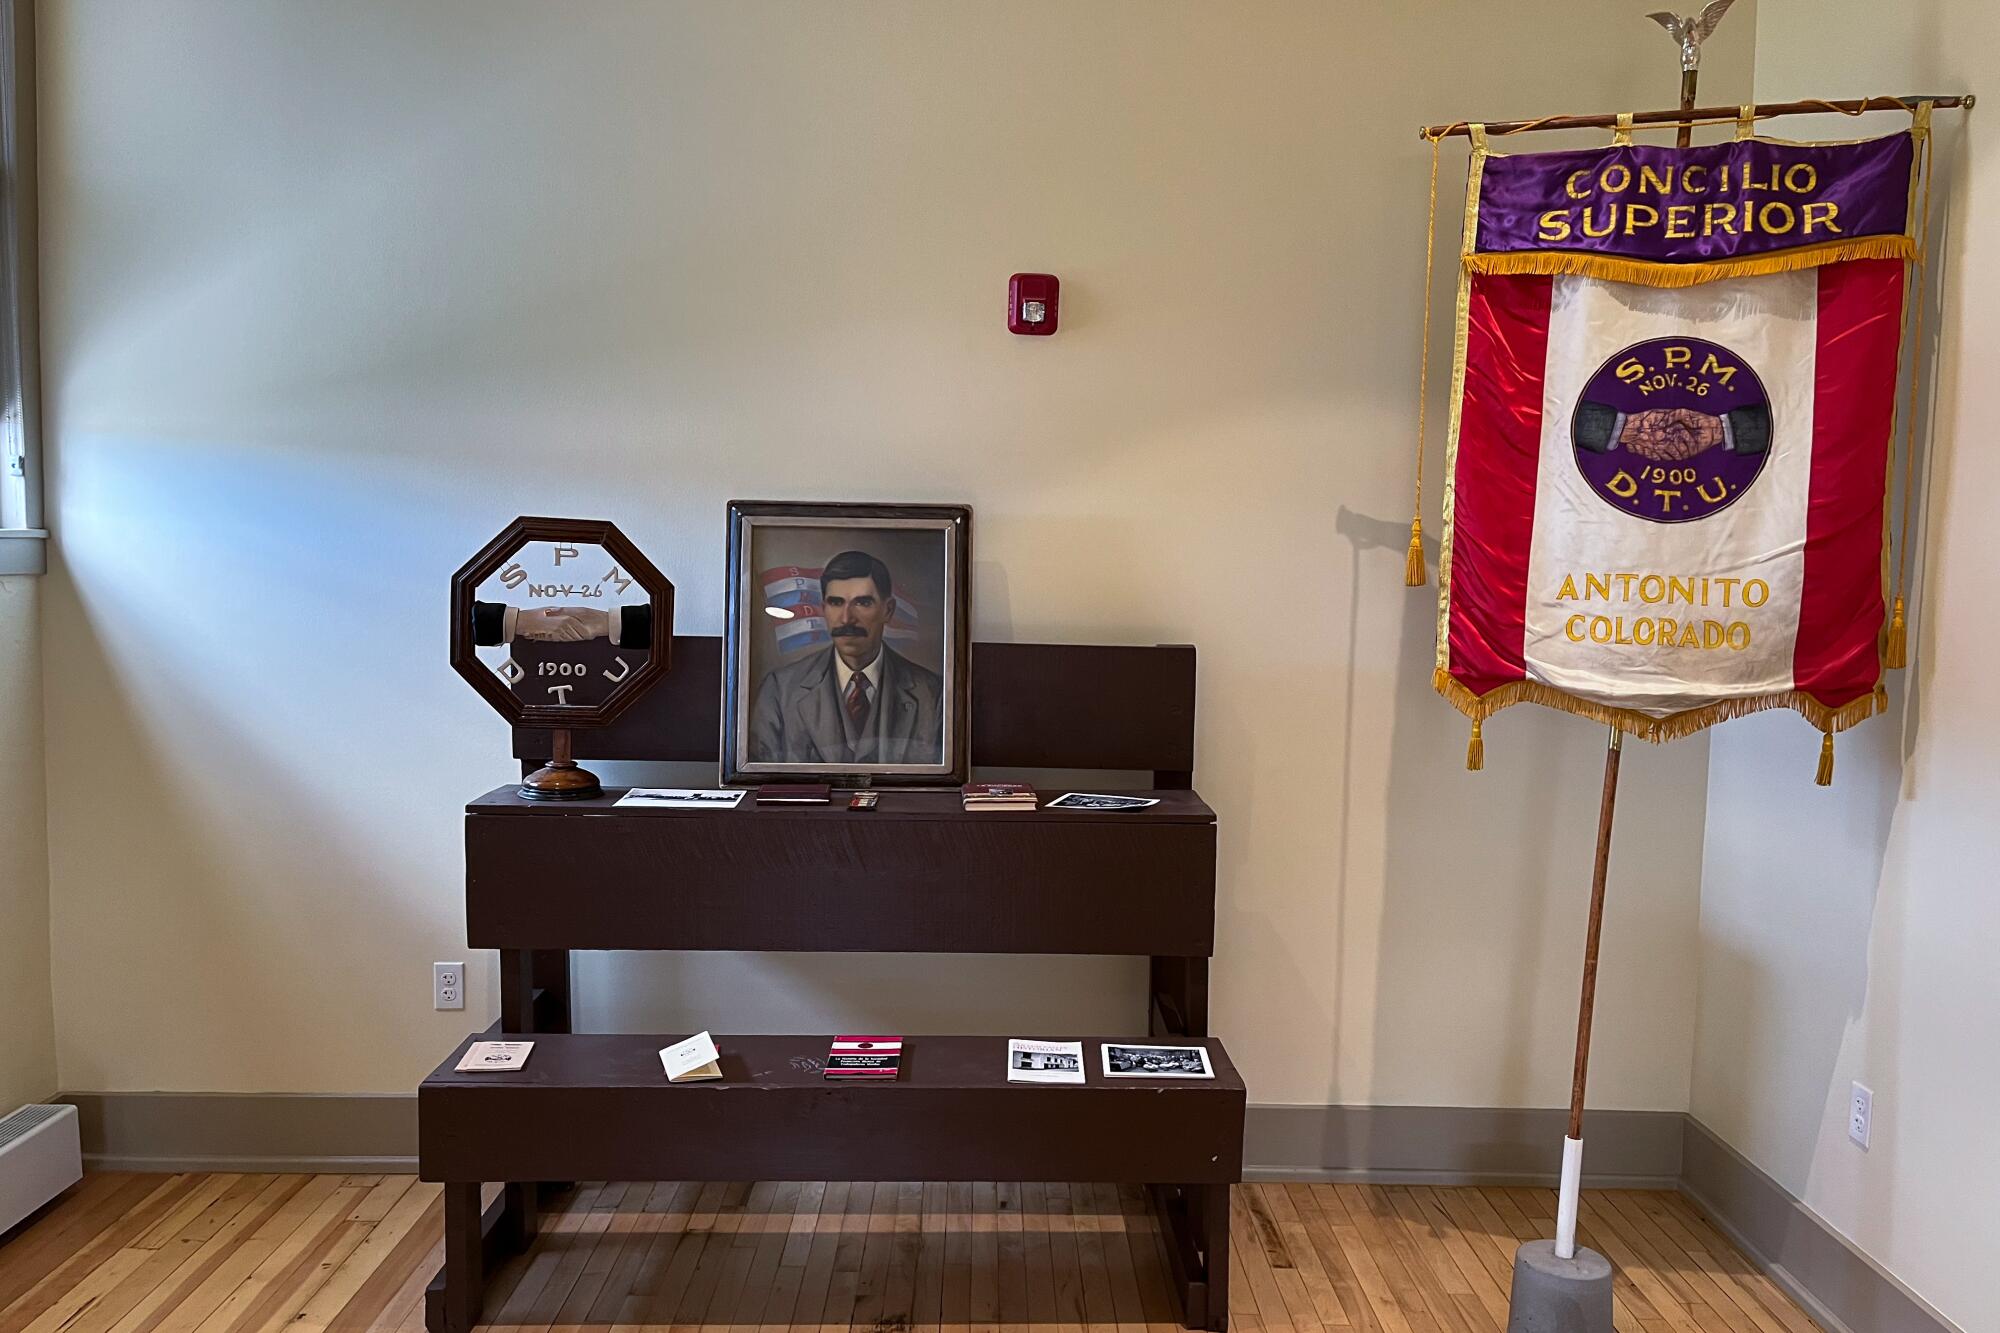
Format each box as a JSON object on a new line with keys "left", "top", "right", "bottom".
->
{"left": 1006, "top": 1038, "right": 1084, "bottom": 1084}
{"left": 659, "top": 1031, "right": 723, "bottom": 1081}
{"left": 455, "top": 1041, "right": 533, "bottom": 1072}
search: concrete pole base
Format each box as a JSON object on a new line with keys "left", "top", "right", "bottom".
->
{"left": 1506, "top": 1240, "right": 1614, "bottom": 1333}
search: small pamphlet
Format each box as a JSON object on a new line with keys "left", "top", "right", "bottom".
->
{"left": 824, "top": 1035, "right": 903, "bottom": 1080}
{"left": 455, "top": 1040, "right": 534, "bottom": 1073}
{"left": 1100, "top": 1042, "right": 1214, "bottom": 1079}
{"left": 659, "top": 1031, "right": 723, "bottom": 1082}
{"left": 1006, "top": 1038, "right": 1084, "bottom": 1084}
{"left": 1048, "top": 793, "right": 1161, "bottom": 811}
{"left": 617, "top": 788, "right": 746, "bottom": 810}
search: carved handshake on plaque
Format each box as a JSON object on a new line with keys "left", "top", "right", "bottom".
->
{"left": 515, "top": 606, "right": 613, "bottom": 641}
{"left": 469, "top": 600, "right": 654, "bottom": 649}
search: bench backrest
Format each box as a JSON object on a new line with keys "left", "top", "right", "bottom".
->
{"left": 512, "top": 636, "right": 1197, "bottom": 788}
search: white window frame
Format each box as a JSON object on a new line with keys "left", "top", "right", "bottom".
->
{"left": 0, "top": 0, "right": 42, "bottom": 575}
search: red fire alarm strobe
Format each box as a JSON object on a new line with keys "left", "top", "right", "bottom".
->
{"left": 1008, "top": 273, "right": 1059, "bottom": 335}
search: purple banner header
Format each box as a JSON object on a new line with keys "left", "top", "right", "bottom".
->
{"left": 1475, "top": 132, "right": 1914, "bottom": 263}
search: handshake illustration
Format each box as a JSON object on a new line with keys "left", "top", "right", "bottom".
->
{"left": 513, "top": 607, "right": 612, "bottom": 641}
{"left": 471, "top": 600, "right": 652, "bottom": 649}
{"left": 1574, "top": 402, "right": 1771, "bottom": 461}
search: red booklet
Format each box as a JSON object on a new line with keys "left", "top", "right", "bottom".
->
{"left": 962, "top": 782, "right": 1035, "bottom": 799}
{"left": 963, "top": 782, "right": 1037, "bottom": 810}
{"left": 823, "top": 1035, "right": 903, "bottom": 1079}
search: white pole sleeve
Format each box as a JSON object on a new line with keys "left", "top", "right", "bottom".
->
{"left": 1555, "top": 1135, "right": 1584, "bottom": 1259}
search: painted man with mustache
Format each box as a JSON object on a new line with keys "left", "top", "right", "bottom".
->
{"left": 747, "top": 549, "right": 945, "bottom": 767}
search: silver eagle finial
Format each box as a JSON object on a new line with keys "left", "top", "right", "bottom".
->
{"left": 1647, "top": 0, "right": 1736, "bottom": 72}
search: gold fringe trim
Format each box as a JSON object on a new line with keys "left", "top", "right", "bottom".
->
{"left": 1885, "top": 596, "right": 1908, "bottom": 668}
{"left": 1432, "top": 668, "right": 1885, "bottom": 743}
{"left": 1404, "top": 517, "right": 1427, "bottom": 587}
{"left": 1463, "top": 235, "right": 1915, "bottom": 288}
{"left": 1466, "top": 718, "right": 1484, "bottom": 771}
{"left": 1815, "top": 732, "right": 1836, "bottom": 786}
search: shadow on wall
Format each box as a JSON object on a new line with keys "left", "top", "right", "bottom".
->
{"left": 1696, "top": 690, "right": 1905, "bottom": 1194}
{"left": 1690, "top": 108, "right": 1957, "bottom": 1207}
{"left": 1344, "top": 500, "right": 1713, "bottom": 1118}
{"left": 1346, "top": 504, "right": 1563, "bottom": 1107}
{"left": 41, "top": 551, "right": 404, "bottom": 1089}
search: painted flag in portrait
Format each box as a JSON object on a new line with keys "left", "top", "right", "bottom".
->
{"left": 1424, "top": 110, "right": 1934, "bottom": 781}
{"left": 762, "top": 566, "right": 923, "bottom": 659}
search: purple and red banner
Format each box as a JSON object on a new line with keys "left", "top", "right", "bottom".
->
{"left": 1431, "top": 120, "right": 1928, "bottom": 764}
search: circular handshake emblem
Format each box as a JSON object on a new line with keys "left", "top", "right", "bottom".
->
{"left": 1571, "top": 337, "right": 1772, "bottom": 524}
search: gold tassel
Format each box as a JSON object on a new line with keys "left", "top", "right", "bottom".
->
{"left": 1404, "top": 517, "right": 1427, "bottom": 587}
{"left": 1466, "top": 718, "right": 1485, "bottom": 772}
{"left": 1885, "top": 596, "right": 1908, "bottom": 669}
{"left": 1874, "top": 682, "right": 1889, "bottom": 710}
{"left": 1433, "top": 667, "right": 1887, "bottom": 742}
{"left": 1815, "top": 732, "right": 1835, "bottom": 787}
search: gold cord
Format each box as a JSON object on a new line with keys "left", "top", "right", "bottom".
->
{"left": 1888, "top": 104, "right": 1935, "bottom": 669}
{"left": 1407, "top": 130, "right": 1444, "bottom": 588}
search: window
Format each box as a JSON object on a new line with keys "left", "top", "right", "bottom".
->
{"left": 0, "top": 0, "right": 41, "bottom": 575}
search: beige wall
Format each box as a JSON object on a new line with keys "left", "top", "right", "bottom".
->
{"left": 0, "top": 573, "right": 54, "bottom": 1110}
{"left": 37, "top": 1, "right": 1748, "bottom": 1108}
{"left": 1692, "top": 5, "right": 1996, "bottom": 1329}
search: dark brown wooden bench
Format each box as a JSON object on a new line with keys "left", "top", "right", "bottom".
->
{"left": 421, "top": 638, "right": 1237, "bottom": 1331}
{"left": 420, "top": 1034, "right": 1241, "bottom": 1330}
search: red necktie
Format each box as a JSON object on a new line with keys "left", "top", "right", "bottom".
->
{"left": 845, "top": 672, "right": 872, "bottom": 730}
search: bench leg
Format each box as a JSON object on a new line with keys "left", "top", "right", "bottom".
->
{"left": 497, "top": 949, "right": 575, "bottom": 1234}
{"left": 1151, "top": 1181, "right": 1230, "bottom": 1331}
{"left": 1149, "top": 956, "right": 1210, "bottom": 1039}
{"left": 504, "top": 1181, "right": 539, "bottom": 1246}
{"left": 1198, "top": 1183, "right": 1229, "bottom": 1331}
{"left": 427, "top": 1183, "right": 485, "bottom": 1333}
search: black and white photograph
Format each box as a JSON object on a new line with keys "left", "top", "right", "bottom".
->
{"left": 1006, "top": 1038, "right": 1085, "bottom": 1084}
{"left": 1100, "top": 1042, "right": 1215, "bottom": 1079}
{"left": 723, "top": 501, "right": 971, "bottom": 786}
{"left": 613, "top": 788, "right": 746, "bottom": 809}
{"left": 1047, "top": 792, "right": 1162, "bottom": 811}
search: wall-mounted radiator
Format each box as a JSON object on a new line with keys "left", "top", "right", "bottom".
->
{"left": 0, "top": 1104, "right": 83, "bottom": 1234}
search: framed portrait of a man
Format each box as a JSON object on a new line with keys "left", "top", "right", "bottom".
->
{"left": 722, "top": 501, "right": 971, "bottom": 787}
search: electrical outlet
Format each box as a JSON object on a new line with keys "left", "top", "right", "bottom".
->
{"left": 434, "top": 962, "right": 465, "bottom": 1011}
{"left": 1848, "top": 1082, "right": 1873, "bottom": 1149}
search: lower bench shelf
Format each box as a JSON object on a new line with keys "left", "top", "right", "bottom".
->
{"left": 418, "top": 1033, "right": 1245, "bottom": 1333}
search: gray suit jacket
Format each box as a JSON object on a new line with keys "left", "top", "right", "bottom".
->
{"left": 747, "top": 643, "right": 945, "bottom": 767}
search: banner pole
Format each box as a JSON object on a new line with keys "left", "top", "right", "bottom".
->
{"left": 1418, "top": 92, "right": 1971, "bottom": 141}
{"left": 1678, "top": 68, "right": 1699, "bottom": 148}
{"left": 1555, "top": 726, "right": 1623, "bottom": 1260}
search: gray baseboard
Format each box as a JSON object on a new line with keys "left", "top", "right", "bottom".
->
{"left": 62, "top": 1093, "right": 1679, "bottom": 1186}
{"left": 60, "top": 1092, "right": 416, "bottom": 1174}
{"left": 1244, "top": 1103, "right": 1683, "bottom": 1187}
{"left": 55, "top": 1093, "right": 1957, "bottom": 1333}
{"left": 1679, "top": 1116, "right": 1962, "bottom": 1333}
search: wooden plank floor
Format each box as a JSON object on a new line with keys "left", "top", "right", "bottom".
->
{"left": 0, "top": 1175, "right": 1818, "bottom": 1333}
